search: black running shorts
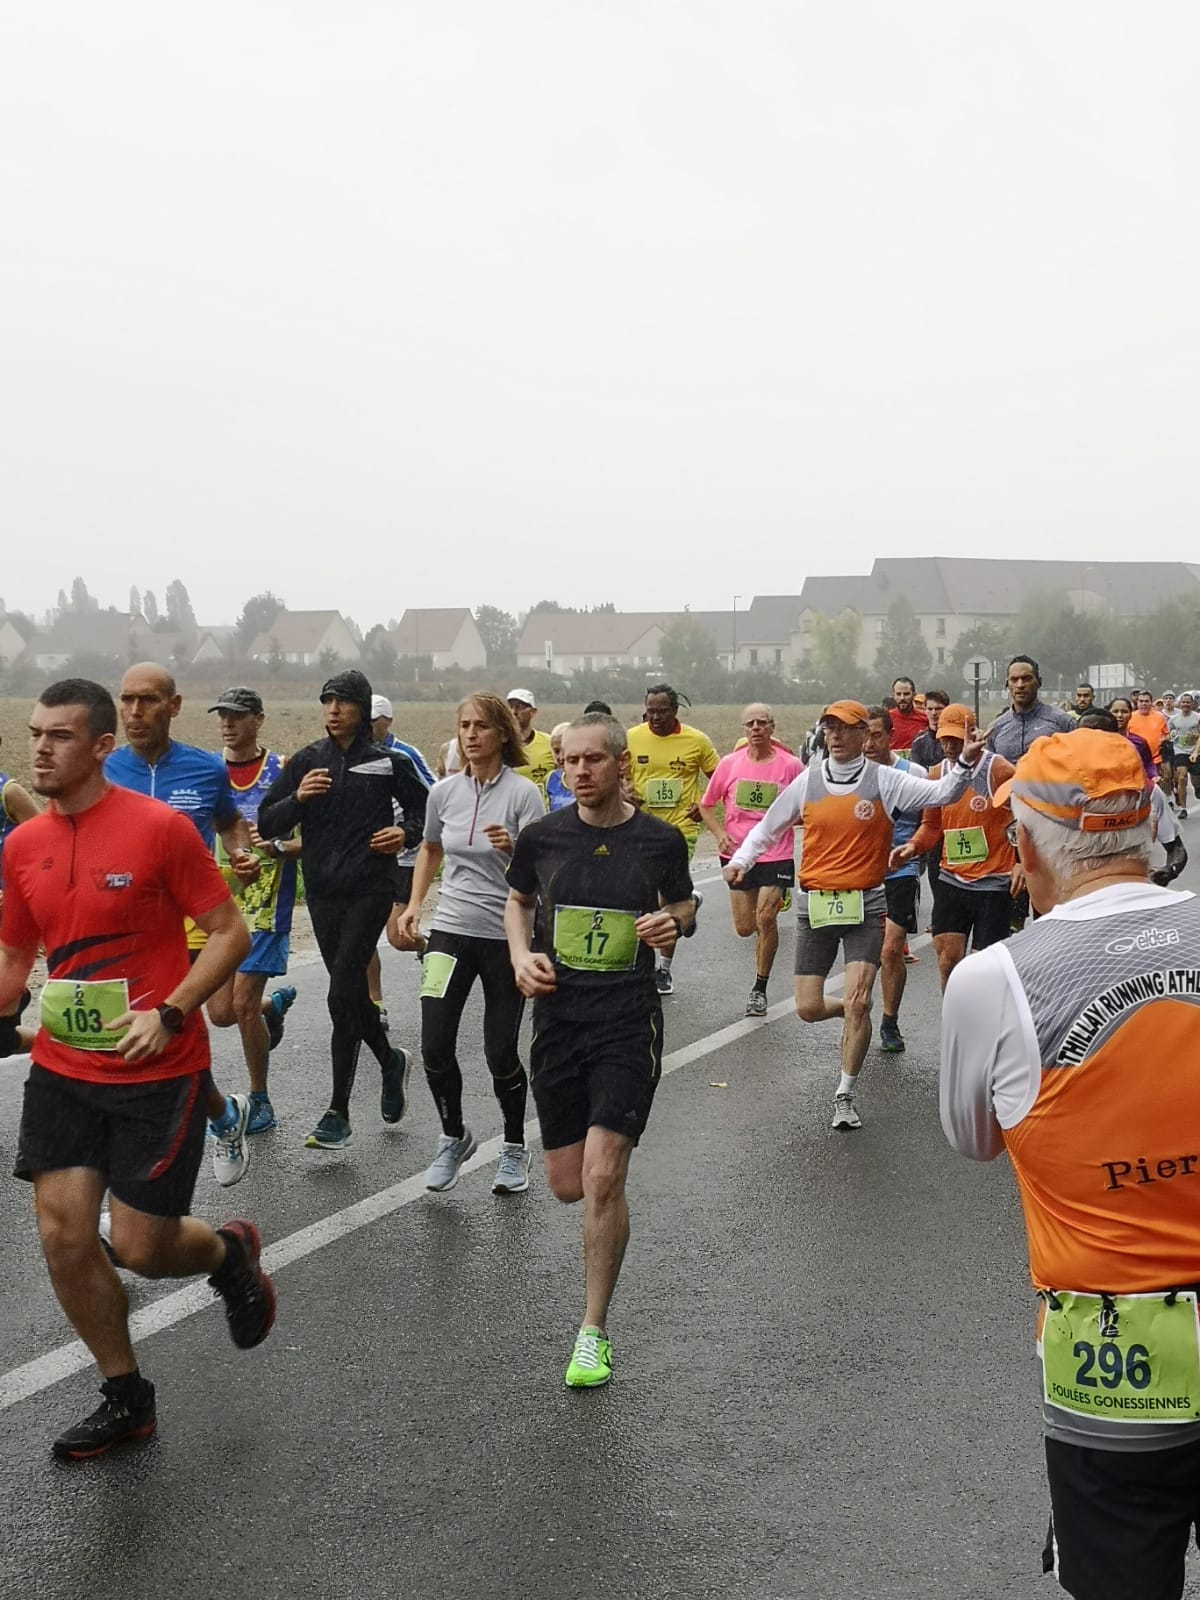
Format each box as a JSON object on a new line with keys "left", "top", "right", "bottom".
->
{"left": 394, "top": 866, "right": 415, "bottom": 905}
{"left": 793, "top": 886, "right": 886, "bottom": 978}
{"left": 15, "top": 1064, "right": 212, "bottom": 1218}
{"left": 721, "top": 858, "right": 795, "bottom": 893}
{"left": 1043, "top": 1434, "right": 1200, "bottom": 1600}
{"left": 931, "top": 876, "right": 1012, "bottom": 949}
{"left": 883, "top": 874, "right": 920, "bottom": 934}
{"left": 530, "top": 1007, "right": 663, "bottom": 1151}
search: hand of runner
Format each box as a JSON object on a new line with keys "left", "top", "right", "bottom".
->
{"left": 1010, "top": 862, "right": 1027, "bottom": 897}
{"left": 722, "top": 862, "right": 746, "bottom": 887}
{"left": 297, "top": 767, "right": 332, "bottom": 801}
{"left": 512, "top": 950, "right": 557, "bottom": 997}
{"left": 888, "top": 843, "right": 916, "bottom": 872}
{"left": 369, "top": 826, "right": 407, "bottom": 856}
{"left": 394, "top": 907, "right": 422, "bottom": 945}
{"left": 717, "top": 830, "right": 735, "bottom": 857}
{"left": 109, "top": 1009, "right": 169, "bottom": 1062}
{"left": 482, "top": 824, "right": 514, "bottom": 853}
{"left": 636, "top": 910, "right": 681, "bottom": 949}
{"left": 960, "top": 729, "right": 986, "bottom": 765}
{"left": 685, "top": 803, "right": 704, "bottom": 824}
{"left": 228, "top": 848, "right": 261, "bottom": 884}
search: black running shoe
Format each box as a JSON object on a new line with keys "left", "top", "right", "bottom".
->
{"left": 52, "top": 1378, "right": 156, "bottom": 1461}
{"left": 209, "top": 1221, "right": 276, "bottom": 1350}
{"left": 380, "top": 1048, "right": 410, "bottom": 1123}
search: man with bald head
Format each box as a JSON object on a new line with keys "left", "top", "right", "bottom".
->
{"left": 105, "top": 664, "right": 263, "bottom": 1187}
{"left": 699, "top": 704, "right": 803, "bottom": 1016}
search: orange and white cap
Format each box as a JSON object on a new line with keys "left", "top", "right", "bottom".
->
{"left": 992, "top": 730, "right": 1151, "bottom": 833}
{"left": 934, "top": 702, "right": 975, "bottom": 740}
{"left": 822, "top": 699, "right": 869, "bottom": 727}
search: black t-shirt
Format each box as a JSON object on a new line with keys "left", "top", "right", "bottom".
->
{"left": 506, "top": 806, "right": 693, "bottom": 1022}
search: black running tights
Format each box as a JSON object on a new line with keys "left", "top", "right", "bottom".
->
{"left": 420, "top": 929, "right": 527, "bottom": 1144}
{"left": 308, "top": 892, "right": 395, "bottom": 1118}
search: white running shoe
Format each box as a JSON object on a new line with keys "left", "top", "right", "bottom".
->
{"left": 425, "top": 1130, "right": 478, "bottom": 1192}
{"left": 493, "top": 1143, "right": 532, "bottom": 1194}
{"left": 831, "top": 1093, "right": 862, "bottom": 1131}
{"left": 211, "top": 1094, "right": 252, "bottom": 1186}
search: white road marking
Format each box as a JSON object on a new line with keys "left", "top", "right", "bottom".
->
{"left": 0, "top": 932, "right": 932, "bottom": 1414}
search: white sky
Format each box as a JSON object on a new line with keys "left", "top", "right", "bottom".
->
{"left": 2, "top": 3, "right": 1197, "bottom": 628}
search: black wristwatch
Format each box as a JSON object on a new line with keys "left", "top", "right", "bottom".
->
{"left": 157, "top": 1004, "right": 185, "bottom": 1034}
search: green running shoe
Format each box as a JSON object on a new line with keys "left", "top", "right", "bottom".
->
{"left": 565, "top": 1327, "right": 612, "bottom": 1388}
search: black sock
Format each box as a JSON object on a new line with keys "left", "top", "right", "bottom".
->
{"left": 495, "top": 1068, "right": 528, "bottom": 1146}
{"left": 105, "top": 1369, "right": 148, "bottom": 1402}
{"left": 753, "top": 975, "right": 768, "bottom": 994}
{"left": 883, "top": 1013, "right": 897, "bottom": 1025}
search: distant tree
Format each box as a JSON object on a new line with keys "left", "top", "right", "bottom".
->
{"left": 344, "top": 616, "right": 364, "bottom": 643}
{"left": 1009, "top": 590, "right": 1112, "bottom": 692}
{"left": 873, "top": 596, "right": 932, "bottom": 688}
{"left": 810, "top": 609, "right": 866, "bottom": 700}
{"left": 69, "top": 576, "right": 95, "bottom": 613}
{"left": 165, "top": 579, "right": 197, "bottom": 631}
{"left": 659, "top": 617, "right": 721, "bottom": 697}
{"left": 949, "top": 621, "right": 1011, "bottom": 680}
{"left": 235, "top": 590, "right": 284, "bottom": 649}
{"left": 56, "top": 588, "right": 69, "bottom": 619}
{"left": 363, "top": 625, "right": 398, "bottom": 676}
{"left": 1120, "top": 600, "right": 1200, "bottom": 692}
{"left": 590, "top": 601, "right": 616, "bottom": 613}
{"left": 528, "top": 599, "right": 571, "bottom": 615}
{"left": 475, "top": 605, "right": 519, "bottom": 666}
{"left": 143, "top": 589, "right": 160, "bottom": 625}
{"left": 129, "top": 585, "right": 141, "bottom": 616}
{"left": 317, "top": 646, "right": 340, "bottom": 671}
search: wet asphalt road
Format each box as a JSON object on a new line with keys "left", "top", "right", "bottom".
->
{"left": 2, "top": 836, "right": 1199, "bottom": 1600}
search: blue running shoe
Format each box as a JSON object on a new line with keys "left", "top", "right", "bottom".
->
{"left": 266, "top": 985, "right": 297, "bottom": 1051}
{"left": 246, "top": 1093, "right": 276, "bottom": 1135}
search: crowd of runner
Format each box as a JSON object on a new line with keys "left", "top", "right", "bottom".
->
{"left": 1, "top": 659, "right": 1198, "bottom": 1599}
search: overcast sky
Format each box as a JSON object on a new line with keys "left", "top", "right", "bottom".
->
{"left": 3, "top": 3, "right": 1197, "bottom": 629}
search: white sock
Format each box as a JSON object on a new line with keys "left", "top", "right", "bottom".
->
{"left": 656, "top": 952, "right": 672, "bottom": 971}
{"left": 837, "top": 1072, "right": 857, "bottom": 1098}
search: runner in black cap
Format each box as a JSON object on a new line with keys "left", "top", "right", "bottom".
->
{"left": 257, "top": 670, "right": 429, "bottom": 1149}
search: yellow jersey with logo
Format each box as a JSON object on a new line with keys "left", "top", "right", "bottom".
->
{"left": 513, "top": 729, "right": 555, "bottom": 804}
{"left": 626, "top": 722, "right": 719, "bottom": 841}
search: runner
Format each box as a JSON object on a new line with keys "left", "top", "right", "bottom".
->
{"left": 205, "top": 687, "right": 300, "bottom": 1135}
{"left": 1169, "top": 692, "right": 1200, "bottom": 818}
{"left": 1128, "top": 689, "right": 1169, "bottom": 779}
{"left": 698, "top": 703, "right": 802, "bottom": 1017}
{"left": 504, "top": 713, "right": 696, "bottom": 1387}
{"left": 726, "top": 699, "right": 984, "bottom": 1129}
{"left": 892, "top": 703, "right": 1019, "bottom": 990}
{"left": 986, "top": 655, "right": 1075, "bottom": 761}
{"left": 546, "top": 722, "right": 575, "bottom": 811}
{"left": 940, "top": 729, "right": 1200, "bottom": 1600}
{"left": 506, "top": 689, "right": 556, "bottom": 801}
{"left": 106, "top": 663, "right": 272, "bottom": 1186}
{"left": 395, "top": 694, "right": 544, "bottom": 1194}
{"left": 367, "top": 693, "right": 435, "bottom": 1025}
{"left": 1068, "top": 683, "right": 1095, "bottom": 720}
{"left": 257, "top": 670, "right": 428, "bottom": 1150}
{"left": 625, "top": 685, "right": 717, "bottom": 995}
{"left": 863, "top": 706, "right": 928, "bottom": 1053}
{"left": 887, "top": 678, "right": 927, "bottom": 755}
{"left": 0, "top": 678, "right": 275, "bottom": 1460}
{"left": 910, "top": 689, "right": 949, "bottom": 769}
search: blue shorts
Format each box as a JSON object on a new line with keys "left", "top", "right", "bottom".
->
{"left": 239, "top": 930, "right": 290, "bottom": 977}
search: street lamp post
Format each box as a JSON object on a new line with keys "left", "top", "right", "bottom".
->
{"left": 732, "top": 594, "right": 740, "bottom": 673}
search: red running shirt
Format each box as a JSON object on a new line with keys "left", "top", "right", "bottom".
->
{"left": 0, "top": 786, "right": 230, "bottom": 1084}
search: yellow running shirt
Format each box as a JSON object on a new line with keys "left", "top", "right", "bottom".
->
{"left": 626, "top": 721, "right": 719, "bottom": 843}
{"left": 514, "top": 728, "right": 556, "bottom": 802}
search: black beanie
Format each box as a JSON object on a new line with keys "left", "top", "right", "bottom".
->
{"left": 319, "top": 669, "right": 373, "bottom": 726}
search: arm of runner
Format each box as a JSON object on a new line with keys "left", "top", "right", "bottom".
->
{"left": 639, "top": 828, "right": 696, "bottom": 944}
{"left": 894, "top": 805, "right": 943, "bottom": 869}
{"left": 504, "top": 889, "right": 557, "bottom": 998}
{"left": 697, "top": 804, "right": 734, "bottom": 858}
{"left": 389, "top": 751, "right": 428, "bottom": 849}
{"left": 726, "top": 770, "right": 808, "bottom": 880}
{"left": 1, "top": 780, "right": 39, "bottom": 826}
{"left": 879, "top": 750, "right": 977, "bottom": 814}
{"left": 0, "top": 939, "right": 37, "bottom": 1021}
{"left": 940, "top": 945, "right": 1038, "bottom": 1162}
{"left": 113, "top": 896, "right": 251, "bottom": 1063}
{"left": 217, "top": 815, "right": 260, "bottom": 883}
{"left": 257, "top": 755, "right": 309, "bottom": 836}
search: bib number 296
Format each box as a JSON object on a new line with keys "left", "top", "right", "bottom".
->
{"left": 1073, "top": 1340, "right": 1151, "bottom": 1390}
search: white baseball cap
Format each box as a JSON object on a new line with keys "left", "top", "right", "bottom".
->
{"left": 506, "top": 688, "right": 537, "bottom": 708}
{"left": 370, "top": 694, "right": 394, "bottom": 720}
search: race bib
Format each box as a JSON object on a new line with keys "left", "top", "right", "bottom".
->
{"left": 806, "top": 889, "right": 864, "bottom": 928}
{"left": 553, "top": 906, "right": 639, "bottom": 973}
{"left": 945, "top": 826, "right": 989, "bottom": 864}
{"left": 419, "top": 952, "right": 458, "bottom": 1000}
{"left": 1041, "top": 1290, "right": 1200, "bottom": 1424}
{"left": 644, "top": 776, "right": 682, "bottom": 810}
{"left": 734, "top": 779, "right": 778, "bottom": 813}
{"left": 40, "top": 979, "right": 131, "bottom": 1052}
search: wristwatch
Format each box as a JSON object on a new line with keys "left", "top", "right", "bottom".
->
{"left": 157, "top": 1004, "right": 185, "bottom": 1034}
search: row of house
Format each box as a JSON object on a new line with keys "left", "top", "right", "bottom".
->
{"left": 6, "top": 560, "right": 1198, "bottom": 681}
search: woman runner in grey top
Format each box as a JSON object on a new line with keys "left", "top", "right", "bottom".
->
{"left": 398, "top": 695, "right": 545, "bottom": 1196}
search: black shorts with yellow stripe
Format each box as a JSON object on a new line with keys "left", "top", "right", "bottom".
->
{"left": 529, "top": 1003, "right": 663, "bottom": 1151}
